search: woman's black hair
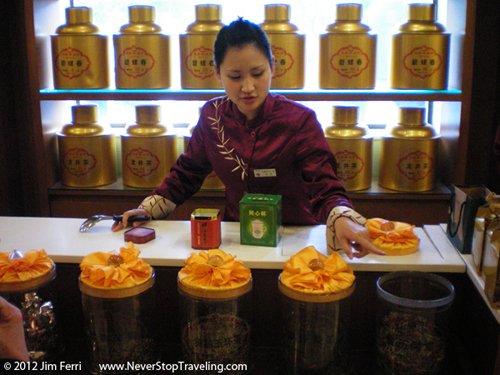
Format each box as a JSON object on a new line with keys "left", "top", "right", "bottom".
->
{"left": 214, "top": 17, "right": 273, "bottom": 69}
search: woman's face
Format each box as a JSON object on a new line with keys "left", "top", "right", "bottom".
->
{"left": 216, "top": 44, "right": 273, "bottom": 121}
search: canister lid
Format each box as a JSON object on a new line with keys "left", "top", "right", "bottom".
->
{"left": 278, "top": 277, "right": 355, "bottom": 303}
{"left": 0, "top": 267, "right": 56, "bottom": 293}
{"left": 136, "top": 105, "right": 161, "bottom": 124}
{"left": 391, "top": 107, "right": 437, "bottom": 138}
{"left": 67, "top": 6, "right": 92, "bottom": 24}
{"left": 336, "top": 3, "right": 362, "bottom": 21}
{"left": 178, "top": 278, "right": 252, "bottom": 300}
{"left": 129, "top": 5, "right": 155, "bottom": 23}
{"left": 399, "top": 107, "right": 425, "bottom": 126}
{"left": 0, "top": 250, "right": 56, "bottom": 293}
{"left": 191, "top": 208, "right": 220, "bottom": 220}
{"left": 409, "top": 3, "right": 435, "bottom": 21}
{"left": 56, "top": 7, "right": 99, "bottom": 34}
{"left": 79, "top": 273, "right": 155, "bottom": 298}
{"left": 325, "top": 106, "right": 367, "bottom": 138}
{"left": 196, "top": 4, "right": 222, "bottom": 21}
{"left": 265, "top": 4, "right": 290, "bottom": 21}
{"left": 325, "top": 3, "right": 370, "bottom": 33}
{"left": 333, "top": 106, "right": 358, "bottom": 125}
{"left": 72, "top": 105, "right": 98, "bottom": 124}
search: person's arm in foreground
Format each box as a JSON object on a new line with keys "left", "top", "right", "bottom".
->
{"left": 0, "top": 296, "right": 29, "bottom": 361}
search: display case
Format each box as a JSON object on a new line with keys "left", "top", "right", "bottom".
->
{"left": 7, "top": 0, "right": 493, "bottom": 226}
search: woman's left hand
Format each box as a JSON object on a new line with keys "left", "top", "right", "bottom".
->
{"left": 334, "top": 217, "right": 385, "bottom": 259}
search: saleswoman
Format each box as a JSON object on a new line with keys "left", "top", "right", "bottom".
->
{"left": 113, "top": 18, "right": 384, "bottom": 259}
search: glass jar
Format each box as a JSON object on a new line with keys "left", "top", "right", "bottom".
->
{"left": 0, "top": 252, "right": 58, "bottom": 362}
{"left": 79, "top": 274, "right": 156, "bottom": 373}
{"left": 278, "top": 277, "right": 355, "bottom": 374}
{"left": 376, "top": 271, "right": 455, "bottom": 375}
{"left": 178, "top": 280, "right": 252, "bottom": 372}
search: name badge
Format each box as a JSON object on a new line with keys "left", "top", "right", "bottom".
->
{"left": 254, "top": 168, "right": 277, "bottom": 178}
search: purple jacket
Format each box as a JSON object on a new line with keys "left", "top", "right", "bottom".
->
{"left": 154, "top": 94, "right": 352, "bottom": 225}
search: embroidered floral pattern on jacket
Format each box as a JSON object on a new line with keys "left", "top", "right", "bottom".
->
{"left": 209, "top": 98, "right": 248, "bottom": 181}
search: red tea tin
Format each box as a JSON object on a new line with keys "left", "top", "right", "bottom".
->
{"left": 190, "top": 208, "right": 221, "bottom": 249}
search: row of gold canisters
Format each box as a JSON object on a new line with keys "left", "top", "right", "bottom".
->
{"left": 51, "top": 3, "right": 450, "bottom": 90}
{"left": 57, "top": 104, "right": 224, "bottom": 190}
{"left": 324, "top": 106, "right": 440, "bottom": 192}
{"left": 58, "top": 103, "right": 438, "bottom": 192}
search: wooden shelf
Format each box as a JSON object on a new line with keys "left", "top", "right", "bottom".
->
{"left": 39, "top": 88, "right": 462, "bottom": 102}
{"left": 49, "top": 179, "right": 449, "bottom": 199}
{"left": 48, "top": 180, "right": 450, "bottom": 225}
{"left": 48, "top": 179, "right": 225, "bottom": 198}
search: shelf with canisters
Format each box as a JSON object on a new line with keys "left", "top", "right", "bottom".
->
{"left": 48, "top": 178, "right": 451, "bottom": 227}
{"left": 39, "top": 88, "right": 462, "bottom": 101}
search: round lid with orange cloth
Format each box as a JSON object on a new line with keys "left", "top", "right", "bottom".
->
{"left": 279, "top": 246, "right": 355, "bottom": 303}
{"left": 79, "top": 242, "right": 154, "bottom": 298}
{"left": 178, "top": 249, "right": 252, "bottom": 300}
{"left": 366, "top": 218, "right": 420, "bottom": 255}
{"left": 0, "top": 249, "right": 56, "bottom": 293}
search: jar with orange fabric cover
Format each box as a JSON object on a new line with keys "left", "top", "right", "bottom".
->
{"left": 0, "top": 249, "right": 59, "bottom": 362}
{"left": 79, "top": 243, "right": 156, "bottom": 373}
{"left": 177, "top": 249, "right": 252, "bottom": 372}
{"left": 278, "top": 246, "right": 356, "bottom": 374}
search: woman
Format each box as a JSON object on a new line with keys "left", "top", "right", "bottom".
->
{"left": 113, "top": 18, "right": 384, "bottom": 259}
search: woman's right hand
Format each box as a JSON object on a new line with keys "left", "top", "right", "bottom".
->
{"left": 111, "top": 208, "right": 151, "bottom": 232}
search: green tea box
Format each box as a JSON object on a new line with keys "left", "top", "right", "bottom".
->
{"left": 240, "top": 193, "right": 282, "bottom": 247}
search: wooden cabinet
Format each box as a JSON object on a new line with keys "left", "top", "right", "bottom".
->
{"left": 7, "top": 0, "right": 498, "bottom": 225}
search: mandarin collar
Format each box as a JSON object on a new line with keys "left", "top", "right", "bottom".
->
{"left": 228, "top": 94, "right": 276, "bottom": 128}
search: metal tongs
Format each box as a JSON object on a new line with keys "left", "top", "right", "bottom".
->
{"left": 79, "top": 214, "right": 150, "bottom": 233}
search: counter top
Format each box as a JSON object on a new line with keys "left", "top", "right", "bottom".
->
{"left": 0, "top": 216, "right": 465, "bottom": 272}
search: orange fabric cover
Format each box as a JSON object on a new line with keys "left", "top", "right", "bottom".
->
{"left": 79, "top": 242, "right": 153, "bottom": 289}
{"left": 178, "top": 249, "right": 251, "bottom": 290}
{"left": 280, "top": 246, "right": 355, "bottom": 294}
{"left": 366, "top": 218, "right": 419, "bottom": 255}
{"left": 0, "top": 249, "right": 54, "bottom": 283}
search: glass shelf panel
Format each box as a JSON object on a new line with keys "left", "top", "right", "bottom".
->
{"left": 39, "top": 88, "right": 462, "bottom": 101}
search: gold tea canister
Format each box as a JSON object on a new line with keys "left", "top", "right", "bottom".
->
{"left": 113, "top": 5, "right": 171, "bottom": 89}
{"left": 58, "top": 105, "right": 116, "bottom": 187}
{"left": 319, "top": 3, "right": 376, "bottom": 89}
{"left": 378, "top": 107, "right": 439, "bottom": 192}
{"left": 325, "top": 106, "right": 372, "bottom": 191}
{"left": 391, "top": 3, "right": 450, "bottom": 89}
{"left": 260, "top": 4, "right": 305, "bottom": 89}
{"left": 121, "top": 105, "right": 177, "bottom": 188}
{"left": 51, "top": 7, "right": 109, "bottom": 89}
{"left": 180, "top": 4, "right": 224, "bottom": 89}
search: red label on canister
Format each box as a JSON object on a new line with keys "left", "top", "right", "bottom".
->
{"left": 191, "top": 209, "right": 221, "bottom": 249}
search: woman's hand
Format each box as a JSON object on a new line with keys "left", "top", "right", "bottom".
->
{"left": 0, "top": 296, "right": 29, "bottom": 361}
{"left": 111, "top": 208, "right": 150, "bottom": 232}
{"left": 334, "top": 217, "right": 385, "bottom": 259}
